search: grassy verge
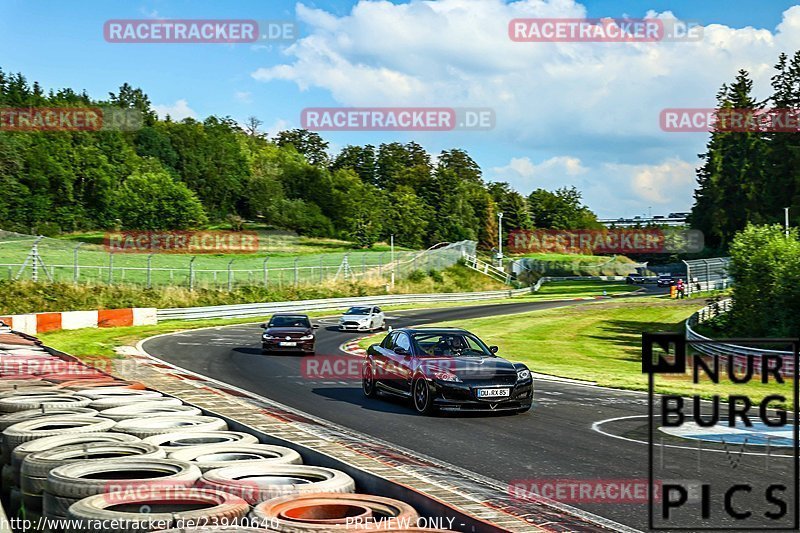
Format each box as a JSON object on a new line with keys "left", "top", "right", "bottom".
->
{"left": 519, "top": 280, "right": 634, "bottom": 299}
{"left": 1, "top": 263, "right": 505, "bottom": 314}
{"left": 362, "top": 297, "right": 793, "bottom": 408}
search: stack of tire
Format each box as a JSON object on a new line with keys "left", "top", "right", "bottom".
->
{"left": 0, "top": 327, "right": 450, "bottom": 533}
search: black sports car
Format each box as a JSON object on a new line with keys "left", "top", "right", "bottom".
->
{"left": 261, "top": 313, "right": 318, "bottom": 354}
{"left": 362, "top": 327, "right": 533, "bottom": 415}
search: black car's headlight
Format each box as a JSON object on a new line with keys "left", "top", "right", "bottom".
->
{"left": 433, "top": 371, "right": 462, "bottom": 383}
{"left": 263, "top": 334, "right": 276, "bottom": 340}
{"left": 299, "top": 334, "right": 314, "bottom": 340}
{"left": 517, "top": 369, "right": 531, "bottom": 381}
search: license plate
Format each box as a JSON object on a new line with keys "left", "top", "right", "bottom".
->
{"left": 477, "top": 388, "right": 510, "bottom": 399}
{"left": 279, "top": 342, "right": 297, "bottom": 347}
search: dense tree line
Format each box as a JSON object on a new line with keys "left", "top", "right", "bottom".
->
{"left": 0, "top": 68, "right": 598, "bottom": 248}
{"left": 692, "top": 51, "right": 800, "bottom": 248}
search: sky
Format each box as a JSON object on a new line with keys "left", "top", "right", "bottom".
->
{"left": 2, "top": 0, "right": 800, "bottom": 218}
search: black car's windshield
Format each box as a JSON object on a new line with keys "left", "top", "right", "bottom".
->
{"left": 411, "top": 332, "right": 493, "bottom": 357}
{"left": 268, "top": 316, "right": 311, "bottom": 328}
{"left": 345, "top": 307, "right": 371, "bottom": 315}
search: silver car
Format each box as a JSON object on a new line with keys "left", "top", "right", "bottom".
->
{"left": 339, "top": 306, "right": 386, "bottom": 331}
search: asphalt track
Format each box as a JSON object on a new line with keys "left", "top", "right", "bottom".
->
{"left": 143, "top": 293, "right": 796, "bottom": 532}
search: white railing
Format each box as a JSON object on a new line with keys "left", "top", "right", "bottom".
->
{"left": 462, "top": 254, "right": 511, "bottom": 284}
{"left": 158, "top": 287, "right": 532, "bottom": 320}
{"left": 685, "top": 299, "right": 796, "bottom": 376}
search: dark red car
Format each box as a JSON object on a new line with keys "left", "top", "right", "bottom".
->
{"left": 261, "top": 313, "right": 318, "bottom": 355}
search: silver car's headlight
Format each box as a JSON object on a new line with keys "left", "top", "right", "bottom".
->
{"left": 517, "top": 369, "right": 531, "bottom": 381}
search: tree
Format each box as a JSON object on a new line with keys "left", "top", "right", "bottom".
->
{"left": 384, "top": 186, "right": 429, "bottom": 248}
{"left": 113, "top": 167, "right": 207, "bottom": 230}
{"left": 527, "top": 186, "right": 600, "bottom": 229}
{"left": 331, "top": 145, "right": 377, "bottom": 185}
{"left": 244, "top": 116, "right": 264, "bottom": 138}
{"left": 275, "top": 129, "right": 330, "bottom": 167}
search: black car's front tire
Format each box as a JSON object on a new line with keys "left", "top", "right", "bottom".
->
{"left": 362, "top": 364, "right": 377, "bottom": 398}
{"left": 412, "top": 376, "right": 435, "bottom": 415}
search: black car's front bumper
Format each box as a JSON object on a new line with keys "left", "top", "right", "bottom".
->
{"left": 262, "top": 340, "right": 315, "bottom": 353}
{"left": 429, "top": 379, "right": 534, "bottom": 412}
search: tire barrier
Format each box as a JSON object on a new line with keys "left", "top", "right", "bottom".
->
{"left": 113, "top": 416, "right": 228, "bottom": 438}
{"left": 168, "top": 444, "right": 302, "bottom": 472}
{"left": 21, "top": 441, "right": 165, "bottom": 517}
{"left": 99, "top": 403, "right": 201, "bottom": 422}
{"left": 6, "top": 433, "right": 140, "bottom": 517}
{"left": 250, "top": 493, "right": 420, "bottom": 532}
{"left": 142, "top": 431, "right": 259, "bottom": 451}
{"left": 45, "top": 458, "right": 202, "bottom": 524}
{"left": 2, "top": 416, "right": 116, "bottom": 462}
{"left": 67, "top": 488, "right": 249, "bottom": 533}
{"left": 91, "top": 396, "right": 183, "bottom": 411}
{"left": 0, "top": 392, "right": 91, "bottom": 413}
{"left": 0, "top": 407, "right": 99, "bottom": 433}
{"left": 74, "top": 387, "right": 164, "bottom": 401}
{"left": 198, "top": 465, "right": 355, "bottom": 505}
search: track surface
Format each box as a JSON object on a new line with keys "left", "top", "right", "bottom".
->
{"left": 143, "top": 294, "right": 795, "bottom": 531}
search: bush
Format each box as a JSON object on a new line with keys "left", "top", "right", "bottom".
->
{"left": 728, "top": 224, "right": 800, "bottom": 337}
{"left": 113, "top": 168, "right": 207, "bottom": 230}
{"left": 428, "top": 269, "right": 444, "bottom": 283}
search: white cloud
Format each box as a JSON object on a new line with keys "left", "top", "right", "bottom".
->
{"left": 490, "top": 156, "right": 588, "bottom": 189}
{"left": 248, "top": 0, "right": 800, "bottom": 213}
{"left": 152, "top": 99, "right": 196, "bottom": 121}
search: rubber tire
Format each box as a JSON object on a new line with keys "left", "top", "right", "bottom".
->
{"left": 22, "top": 442, "right": 165, "bottom": 479}
{"left": 12, "top": 432, "right": 140, "bottom": 487}
{"left": 198, "top": 464, "right": 355, "bottom": 504}
{"left": 167, "top": 443, "right": 302, "bottom": 472}
{"left": 2, "top": 416, "right": 116, "bottom": 461}
{"left": 251, "top": 492, "right": 419, "bottom": 532}
{"left": 46, "top": 458, "right": 201, "bottom": 500}
{"left": 90, "top": 396, "right": 182, "bottom": 411}
{"left": 72, "top": 388, "right": 162, "bottom": 401}
{"left": 112, "top": 416, "right": 227, "bottom": 438}
{"left": 98, "top": 404, "right": 200, "bottom": 422}
{"left": 412, "top": 376, "right": 435, "bottom": 416}
{"left": 66, "top": 487, "right": 249, "bottom": 531}
{"left": 0, "top": 394, "right": 91, "bottom": 414}
{"left": 362, "top": 364, "right": 378, "bottom": 398}
{"left": 142, "top": 431, "right": 258, "bottom": 451}
{"left": 0, "top": 408, "right": 98, "bottom": 433}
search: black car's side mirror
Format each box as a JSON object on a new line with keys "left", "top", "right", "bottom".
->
{"left": 489, "top": 345, "right": 499, "bottom": 353}
{"left": 312, "top": 324, "right": 319, "bottom": 329}
{"left": 259, "top": 323, "right": 268, "bottom": 329}
{"left": 394, "top": 347, "right": 409, "bottom": 356}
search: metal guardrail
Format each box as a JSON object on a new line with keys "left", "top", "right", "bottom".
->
{"left": 685, "top": 298, "right": 795, "bottom": 376}
{"left": 158, "top": 288, "right": 532, "bottom": 320}
{"left": 532, "top": 275, "right": 626, "bottom": 291}
{"left": 683, "top": 257, "right": 731, "bottom": 296}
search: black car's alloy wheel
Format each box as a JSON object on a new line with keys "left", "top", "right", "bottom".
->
{"left": 413, "top": 376, "right": 434, "bottom": 415}
{"left": 362, "top": 364, "right": 377, "bottom": 398}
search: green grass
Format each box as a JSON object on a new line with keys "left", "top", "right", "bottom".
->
{"left": 0, "top": 263, "right": 507, "bottom": 315}
{"left": 359, "top": 296, "right": 794, "bottom": 408}
{"left": 521, "top": 280, "right": 634, "bottom": 299}
{"left": 0, "top": 229, "right": 415, "bottom": 287}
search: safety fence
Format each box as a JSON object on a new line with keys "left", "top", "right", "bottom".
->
{"left": 0, "top": 230, "right": 475, "bottom": 291}
{"left": 682, "top": 257, "right": 731, "bottom": 295}
{"left": 685, "top": 298, "right": 796, "bottom": 377}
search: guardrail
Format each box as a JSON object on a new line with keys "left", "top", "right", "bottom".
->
{"left": 685, "top": 298, "right": 795, "bottom": 376}
{"left": 158, "top": 288, "right": 532, "bottom": 321}
{"left": 532, "top": 275, "right": 626, "bottom": 291}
